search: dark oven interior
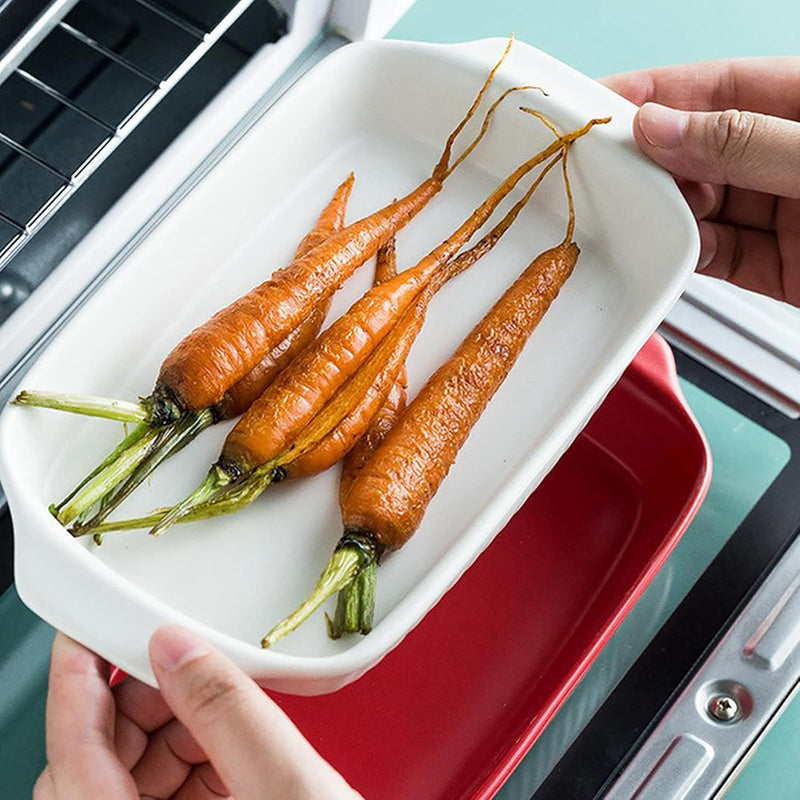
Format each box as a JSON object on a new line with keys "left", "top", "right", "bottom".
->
{"left": 0, "top": 0, "right": 287, "bottom": 325}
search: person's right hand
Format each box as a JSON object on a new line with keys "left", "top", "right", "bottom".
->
{"left": 602, "top": 58, "right": 800, "bottom": 306}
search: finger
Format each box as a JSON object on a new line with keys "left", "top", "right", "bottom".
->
{"left": 114, "top": 674, "right": 175, "bottom": 732}
{"left": 675, "top": 178, "right": 721, "bottom": 220}
{"left": 601, "top": 58, "right": 800, "bottom": 118}
{"left": 131, "top": 720, "right": 208, "bottom": 797}
{"left": 716, "top": 186, "right": 778, "bottom": 230}
{"left": 33, "top": 767, "right": 56, "bottom": 799}
{"left": 632, "top": 103, "right": 800, "bottom": 199}
{"left": 114, "top": 712, "right": 148, "bottom": 770}
{"left": 149, "top": 626, "right": 360, "bottom": 800}
{"left": 45, "top": 633, "right": 137, "bottom": 798}
{"left": 697, "top": 220, "right": 788, "bottom": 300}
{"left": 173, "top": 764, "right": 230, "bottom": 800}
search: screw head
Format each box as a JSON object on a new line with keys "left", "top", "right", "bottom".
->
{"left": 708, "top": 694, "right": 740, "bottom": 723}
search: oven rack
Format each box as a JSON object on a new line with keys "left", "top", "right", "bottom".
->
{"left": 0, "top": 0, "right": 276, "bottom": 272}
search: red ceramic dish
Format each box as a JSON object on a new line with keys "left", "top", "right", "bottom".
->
{"left": 267, "top": 334, "right": 712, "bottom": 799}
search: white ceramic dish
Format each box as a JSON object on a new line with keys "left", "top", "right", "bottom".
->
{"left": 0, "top": 38, "right": 699, "bottom": 695}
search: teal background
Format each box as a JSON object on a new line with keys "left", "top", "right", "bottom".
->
{"left": 391, "top": 0, "right": 800, "bottom": 76}
{"left": 391, "top": 1, "right": 800, "bottom": 797}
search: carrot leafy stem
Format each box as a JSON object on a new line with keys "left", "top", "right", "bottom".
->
{"left": 12, "top": 390, "right": 149, "bottom": 423}
{"left": 327, "top": 560, "right": 376, "bottom": 638}
{"left": 261, "top": 534, "right": 378, "bottom": 648}
{"left": 148, "top": 463, "right": 232, "bottom": 537}
{"left": 56, "top": 427, "right": 163, "bottom": 525}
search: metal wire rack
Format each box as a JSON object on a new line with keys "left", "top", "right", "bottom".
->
{"left": 0, "top": 0, "right": 266, "bottom": 271}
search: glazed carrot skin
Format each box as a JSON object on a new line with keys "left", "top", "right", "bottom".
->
{"left": 156, "top": 176, "right": 440, "bottom": 412}
{"left": 216, "top": 309, "right": 326, "bottom": 419}
{"left": 221, "top": 134, "right": 575, "bottom": 474}
{"left": 216, "top": 173, "right": 355, "bottom": 419}
{"left": 372, "top": 234, "right": 398, "bottom": 289}
{"left": 289, "top": 187, "right": 525, "bottom": 486}
{"left": 272, "top": 283, "right": 432, "bottom": 469}
{"left": 338, "top": 381, "right": 405, "bottom": 502}
{"left": 342, "top": 240, "right": 579, "bottom": 551}
{"left": 338, "top": 238, "right": 406, "bottom": 498}
{"left": 287, "top": 237, "right": 402, "bottom": 480}
{"left": 284, "top": 289, "right": 425, "bottom": 480}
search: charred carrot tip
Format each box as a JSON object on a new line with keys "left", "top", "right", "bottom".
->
{"left": 444, "top": 85, "right": 549, "bottom": 178}
{"left": 433, "top": 34, "right": 516, "bottom": 179}
{"left": 517, "top": 106, "right": 561, "bottom": 139}
{"left": 562, "top": 145, "right": 576, "bottom": 244}
{"left": 519, "top": 109, "right": 612, "bottom": 135}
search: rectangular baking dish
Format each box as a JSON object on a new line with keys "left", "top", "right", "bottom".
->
{"left": 0, "top": 38, "right": 700, "bottom": 694}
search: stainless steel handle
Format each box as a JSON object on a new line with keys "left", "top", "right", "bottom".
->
{"left": 604, "top": 528, "right": 800, "bottom": 799}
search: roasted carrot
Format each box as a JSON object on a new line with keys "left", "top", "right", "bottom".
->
{"left": 344, "top": 246, "right": 579, "bottom": 548}
{"left": 335, "top": 234, "right": 406, "bottom": 501}
{"left": 284, "top": 237, "right": 402, "bottom": 480}
{"left": 262, "top": 139, "right": 598, "bottom": 646}
{"left": 144, "top": 112, "right": 598, "bottom": 537}
{"left": 86, "top": 147, "right": 568, "bottom": 538}
{"left": 222, "top": 126, "right": 599, "bottom": 471}
{"left": 61, "top": 174, "right": 355, "bottom": 530}
{"left": 13, "top": 38, "right": 522, "bottom": 428}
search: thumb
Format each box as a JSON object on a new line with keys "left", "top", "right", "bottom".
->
{"left": 632, "top": 102, "right": 800, "bottom": 199}
{"left": 149, "top": 626, "right": 360, "bottom": 800}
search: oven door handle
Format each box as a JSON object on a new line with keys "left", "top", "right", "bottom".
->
{"left": 604, "top": 527, "right": 800, "bottom": 799}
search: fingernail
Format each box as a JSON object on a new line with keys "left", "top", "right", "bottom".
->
{"left": 150, "top": 626, "right": 210, "bottom": 673}
{"left": 697, "top": 222, "right": 718, "bottom": 272}
{"left": 637, "top": 103, "right": 688, "bottom": 149}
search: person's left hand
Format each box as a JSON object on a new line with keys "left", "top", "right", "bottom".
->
{"left": 34, "top": 628, "right": 361, "bottom": 799}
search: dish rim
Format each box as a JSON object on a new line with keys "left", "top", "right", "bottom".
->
{"left": 0, "top": 36, "right": 701, "bottom": 691}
